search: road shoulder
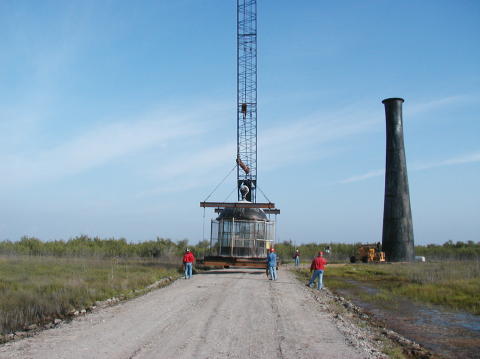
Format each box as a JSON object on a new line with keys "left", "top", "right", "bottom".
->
{"left": 291, "top": 266, "right": 433, "bottom": 359}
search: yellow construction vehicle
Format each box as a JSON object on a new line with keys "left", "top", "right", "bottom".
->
{"left": 350, "top": 243, "right": 385, "bottom": 263}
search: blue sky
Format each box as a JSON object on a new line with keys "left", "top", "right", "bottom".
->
{"left": 1, "top": 0, "right": 479, "bottom": 246}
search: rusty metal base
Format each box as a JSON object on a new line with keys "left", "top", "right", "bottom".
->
{"left": 202, "top": 256, "right": 267, "bottom": 268}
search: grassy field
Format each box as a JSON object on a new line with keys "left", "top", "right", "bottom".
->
{"left": 295, "top": 261, "right": 480, "bottom": 314}
{"left": 0, "top": 255, "right": 179, "bottom": 335}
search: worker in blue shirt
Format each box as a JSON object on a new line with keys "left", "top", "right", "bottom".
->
{"left": 267, "top": 248, "right": 278, "bottom": 280}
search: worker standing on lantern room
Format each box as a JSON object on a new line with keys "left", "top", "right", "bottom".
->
{"left": 266, "top": 248, "right": 278, "bottom": 281}
{"left": 307, "top": 251, "right": 327, "bottom": 290}
{"left": 182, "top": 248, "right": 195, "bottom": 280}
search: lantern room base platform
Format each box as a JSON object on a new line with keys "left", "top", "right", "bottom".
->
{"left": 202, "top": 256, "right": 267, "bottom": 268}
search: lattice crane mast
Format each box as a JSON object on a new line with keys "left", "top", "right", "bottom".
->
{"left": 236, "top": 0, "right": 257, "bottom": 203}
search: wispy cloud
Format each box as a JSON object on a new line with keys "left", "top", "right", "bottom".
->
{"left": 137, "top": 142, "right": 237, "bottom": 197}
{"left": 143, "top": 93, "right": 477, "bottom": 195}
{"left": 339, "top": 169, "right": 385, "bottom": 184}
{"left": 0, "top": 111, "right": 202, "bottom": 187}
{"left": 407, "top": 94, "right": 479, "bottom": 116}
{"left": 140, "top": 105, "right": 382, "bottom": 196}
{"left": 260, "top": 110, "right": 379, "bottom": 171}
{"left": 6, "top": 93, "right": 473, "bottom": 194}
{"left": 411, "top": 152, "right": 480, "bottom": 170}
{"left": 338, "top": 151, "right": 480, "bottom": 184}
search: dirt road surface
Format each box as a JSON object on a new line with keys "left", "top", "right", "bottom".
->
{"left": 0, "top": 268, "right": 383, "bottom": 359}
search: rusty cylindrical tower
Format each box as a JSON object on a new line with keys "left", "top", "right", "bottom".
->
{"left": 381, "top": 98, "right": 415, "bottom": 262}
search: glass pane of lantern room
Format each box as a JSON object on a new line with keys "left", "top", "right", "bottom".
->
{"left": 223, "top": 220, "right": 232, "bottom": 234}
{"left": 265, "top": 222, "right": 275, "bottom": 242}
{"left": 256, "top": 222, "right": 265, "bottom": 239}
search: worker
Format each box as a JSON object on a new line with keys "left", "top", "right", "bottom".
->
{"left": 293, "top": 249, "right": 300, "bottom": 267}
{"left": 307, "top": 251, "right": 327, "bottom": 290}
{"left": 182, "top": 248, "right": 195, "bottom": 279}
{"left": 266, "top": 248, "right": 278, "bottom": 280}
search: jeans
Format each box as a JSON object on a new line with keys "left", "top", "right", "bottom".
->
{"left": 268, "top": 266, "right": 277, "bottom": 280}
{"left": 184, "top": 262, "right": 192, "bottom": 279}
{"left": 308, "top": 270, "right": 324, "bottom": 289}
{"left": 295, "top": 256, "right": 300, "bottom": 267}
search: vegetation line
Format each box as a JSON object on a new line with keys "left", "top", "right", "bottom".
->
{"left": 0, "top": 236, "right": 210, "bottom": 259}
{"left": 1, "top": 236, "right": 479, "bottom": 262}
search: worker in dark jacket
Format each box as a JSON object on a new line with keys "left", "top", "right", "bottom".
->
{"left": 182, "top": 248, "right": 195, "bottom": 279}
{"left": 307, "top": 251, "right": 327, "bottom": 289}
{"left": 266, "top": 248, "right": 278, "bottom": 280}
{"left": 293, "top": 249, "right": 300, "bottom": 267}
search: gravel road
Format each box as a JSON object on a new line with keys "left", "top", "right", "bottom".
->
{"left": 0, "top": 268, "right": 384, "bottom": 359}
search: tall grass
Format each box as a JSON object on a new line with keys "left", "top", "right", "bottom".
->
{"left": 295, "top": 261, "right": 480, "bottom": 314}
{"left": 0, "top": 255, "right": 177, "bottom": 335}
{"left": 387, "top": 261, "right": 480, "bottom": 313}
{"left": 275, "top": 242, "right": 357, "bottom": 263}
{"left": 415, "top": 240, "right": 480, "bottom": 261}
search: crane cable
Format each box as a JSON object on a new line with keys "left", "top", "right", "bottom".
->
{"left": 256, "top": 184, "right": 272, "bottom": 203}
{"left": 203, "top": 164, "right": 237, "bottom": 202}
{"left": 202, "top": 207, "right": 206, "bottom": 241}
{"left": 202, "top": 164, "right": 237, "bottom": 243}
{"left": 223, "top": 185, "right": 237, "bottom": 203}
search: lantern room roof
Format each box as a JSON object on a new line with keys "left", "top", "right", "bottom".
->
{"left": 216, "top": 201, "right": 269, "bottom": 221}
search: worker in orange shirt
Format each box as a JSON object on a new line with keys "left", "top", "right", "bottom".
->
{"left": 307, "top": 251, "right": 327, "bottom": 289}
{"left": 182, "top": 248, "right": 195, "bottom": 279}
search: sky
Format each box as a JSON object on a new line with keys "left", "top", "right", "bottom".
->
{"left": 0, "top": 0, "right": 479, "bottom": 246}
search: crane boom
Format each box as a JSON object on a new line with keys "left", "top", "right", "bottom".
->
{"left": 237, "top": 0, "right": 257, "bottom": 202}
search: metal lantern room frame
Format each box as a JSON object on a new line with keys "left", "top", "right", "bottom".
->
{"left": 200, "top": 202, "right": 279, "bottom": 268}
{"left": 210, "top": 217, "right": 275, "bottom": 258}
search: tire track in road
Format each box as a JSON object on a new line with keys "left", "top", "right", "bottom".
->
{"left": 268, "top": 281, "right": 286, "bottom": 359}
{"left": 129, "top": 275, "right": 237, "bottom": 359}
